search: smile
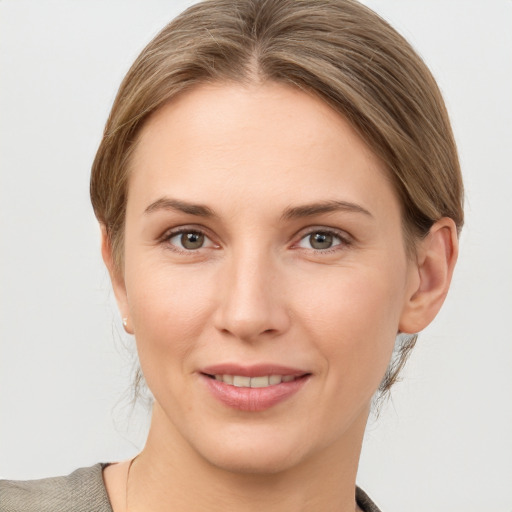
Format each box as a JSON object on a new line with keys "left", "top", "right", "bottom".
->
{"left": 200, "top": 366, "right": 311, "bottom": 412}
{"left": 210, "top": 374, "right": 298, "bottom": 388}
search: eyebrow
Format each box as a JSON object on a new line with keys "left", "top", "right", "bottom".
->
{"left": 281, "top": 200, "right": 373, "bottom": 220}
{"left": 144, "top": 197, "right": 372, "bottom": 220}
{"left": 144, "top": 197, "right": 216, "bottom": 217}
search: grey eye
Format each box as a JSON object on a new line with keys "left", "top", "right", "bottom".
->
{"left": 309, "top": 232, "right": 333, "bottom": 250}
{"left": 180, "top": 232, "right": 204, "bottom": 250}
{"left": 297, "top": 231, "right": 343, "bottom": 251}
{"left": 168, "top": 231, "right": 208, "bottom": 250}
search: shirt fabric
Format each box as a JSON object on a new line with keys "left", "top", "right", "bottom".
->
{"left": 0, "top": 464, "right": 382, "bottom": 511}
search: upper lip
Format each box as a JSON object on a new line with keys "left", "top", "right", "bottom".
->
{"left": 200, "top": 363, "right": 309, "bottom": 378}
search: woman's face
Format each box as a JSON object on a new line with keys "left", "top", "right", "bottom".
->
{"left": 113, "top": 82, "right": 421, "bottom": 473}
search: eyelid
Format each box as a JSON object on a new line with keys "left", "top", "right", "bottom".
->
{"left": 159, "top": 225, "right": 219, "bottom": 252}
{"left": 292, "top": 226, "right": 353, "bottom": 251}
{"left": 157, "top": 224, "right": 352, "bottom": 253}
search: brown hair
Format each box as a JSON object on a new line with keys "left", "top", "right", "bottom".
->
{"left": 90, "top": 0, "right": 463, "bottom": 394}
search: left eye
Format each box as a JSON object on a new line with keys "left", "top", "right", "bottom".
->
{"left": 297, "top": 231, "right": 344, "bottom": 250}
{"left": 167, "top": 231, "right": 214, "bottom": 250}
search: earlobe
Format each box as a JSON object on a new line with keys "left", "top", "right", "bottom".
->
{"left": 399, "top": 218, "right": 459, "bottom": 334}
{"left": 100, "top": 225, "right": 133, "bottom": 334}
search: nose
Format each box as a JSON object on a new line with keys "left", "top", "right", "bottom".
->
{"left": 213, "top": 250, "right": 290, "bottom": 342}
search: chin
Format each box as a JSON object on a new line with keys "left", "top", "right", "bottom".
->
{"left": 187, "top": 421, "right": 326, "bottom": 477}
{"left": 202, "top": 442, "right": 306, "bottom": 476}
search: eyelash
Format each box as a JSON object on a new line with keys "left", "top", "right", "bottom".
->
{"left": 159, "top": 227, "right": 352, "bottom": 255}
{"left": 159, "top": 227, "right": 217, "bottom": 255}
{"left": 294, "top": 228, "right": 351, "bottom": 254}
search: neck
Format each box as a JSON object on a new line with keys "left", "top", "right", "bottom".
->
{"left": 127, "top": 403, "right": 368, "bottom": 512}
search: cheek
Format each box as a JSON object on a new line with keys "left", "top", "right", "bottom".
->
{"left": 294, "top": 264, "right": 406, "bottom": 387}
{"left": 125, "top": 261, "right": 217, "bottom": 378}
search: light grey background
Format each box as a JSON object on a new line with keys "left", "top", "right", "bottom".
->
{"left": 1, "top": 1, "right": 511, "bottom": 511}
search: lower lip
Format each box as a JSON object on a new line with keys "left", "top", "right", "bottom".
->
{"left": 202, "top": 375, "right": 309, "bottom": 412}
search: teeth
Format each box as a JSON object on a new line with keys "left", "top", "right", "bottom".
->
{"left": 213, "top": 374, "right": 298, "bottom": 388}
{"left": 233, "top": 375, "right": 251, "bottom": 387}
{"left": 250, "top": 376, "right": 269, "bottom": 388}
{"left": 269, "top": 375, "right": 282, "bottom": 385}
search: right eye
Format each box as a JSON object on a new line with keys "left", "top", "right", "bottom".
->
{"left": 166, "top": 230, "right": 216, "bottom": 251}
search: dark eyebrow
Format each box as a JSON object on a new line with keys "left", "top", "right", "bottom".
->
{"left": 281, "top": 200, "right": 373, "bottom": 220}
{"left": 144, "top": 197, "right": 371, "bottom": 220}
{"left": 144, "top": 197, "right": 216, "bottom": 217}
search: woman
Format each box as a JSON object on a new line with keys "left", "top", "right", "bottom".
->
{"left": 1, "top": 0, "right": 462, "bottom": 511}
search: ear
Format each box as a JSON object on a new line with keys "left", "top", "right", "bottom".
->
{"left": 100, "top": 225, "right": 134, "bottom": 334}
{"left": 399, "top": 218, "right": 459, "bottom": 334}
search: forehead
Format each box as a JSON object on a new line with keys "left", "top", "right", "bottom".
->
{"left": 128, "top": 82, "right": 398, "bottom": 221}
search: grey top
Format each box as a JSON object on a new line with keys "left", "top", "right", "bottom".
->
{"left": 0, "top": 465, "right": 112, "bottom": 512}
{"left": 0, "top": 464, "right": 381, "bottom": 511}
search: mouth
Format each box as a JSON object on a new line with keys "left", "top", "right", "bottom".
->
{"left": 199, "top": 364, "right": 311, "bottom": 411}
{"left": 202, "top": 373, "right": 307, "bottom": 388}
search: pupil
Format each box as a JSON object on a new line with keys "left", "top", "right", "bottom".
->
{"left": 181, "top": 232, "right": 204, "bottom": 249}
{"left": 310, "top": 232, "right": 332, "bottom": 249}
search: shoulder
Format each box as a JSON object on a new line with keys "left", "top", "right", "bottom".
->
{"left": 356, "top": 486, "right": 383, "bottom": 512}
{"left": 0, "top": 464, "right": 113, "bottom": 512}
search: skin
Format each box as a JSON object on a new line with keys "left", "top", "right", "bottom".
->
{"left": 102, "top": 82, "right": 458, "bottom": 512}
